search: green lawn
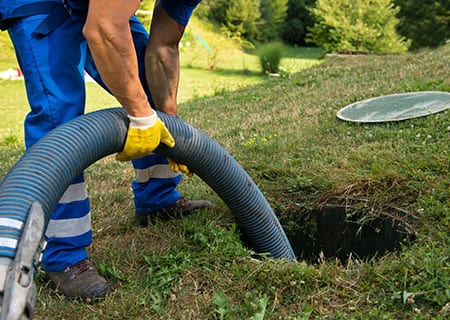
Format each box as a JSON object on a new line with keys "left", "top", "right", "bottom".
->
{"left": 0, "top": 29, "right": 324, "bottom": 141}
{"left": 0, "top": 28, "right": 449, "bottom": 319}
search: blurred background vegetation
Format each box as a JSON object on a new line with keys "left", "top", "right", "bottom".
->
{"left": 188, "top": 0, "right": 449, "bottom": 51}
{"left": 137, "top": 0, "right": 449, "bottom": 74}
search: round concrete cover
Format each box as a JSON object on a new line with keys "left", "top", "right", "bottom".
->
{"left": 337, "top": 91, "right": 450, "bottom": 123}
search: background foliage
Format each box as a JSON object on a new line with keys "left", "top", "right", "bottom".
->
{"left": 393, "top": 0, "right": 450, "bottom": 50}
{"left": 196, "top": 0, "right": 288, "bottom": 43}
{"left": 224, "top": 0, "right": 262, "bottom": 42}
{"left": 307, "top": 0, "right": 410, "bottom": 53}
{"left": 281, "top": 0, "right": 317, "bottom": 46}
{"left": 194, "top": 0, "right": 449, "bottom": 52}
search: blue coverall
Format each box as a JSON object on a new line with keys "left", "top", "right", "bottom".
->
{"left": 0, "top": 0, "right": 200, "bottom": 271}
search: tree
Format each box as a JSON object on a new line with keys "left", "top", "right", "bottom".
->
{"left": 224, "top": 0, "right": 261, "bottom": 41}
{"left": 195, "top": 0, "right": 231, "bottom": 26}
{"left": 394, "top": 0, "right": 450, "bottom": 50}
{"left": 308, "top": 0, "right": 410, "bottom": 53}
{"left": 259, "top": 0, "right": 289, "bottom": 42}
{"left": 282, "top": 0, "right": 317, "bottom": 46}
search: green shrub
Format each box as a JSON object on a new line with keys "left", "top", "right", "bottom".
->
{"left": 258, "top": 42, "right": 284, "bottom": 74}
{"left": 308, "top": 0, "right": 410, "bottom": 53}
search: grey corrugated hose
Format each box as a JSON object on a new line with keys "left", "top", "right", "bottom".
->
{"left": 0, "top": 107, "right": 296, "bottom": 317}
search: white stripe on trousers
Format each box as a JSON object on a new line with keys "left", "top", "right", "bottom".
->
{"left": 44, "top": 182, "right": 91, "bottom": 238}
{"left": 45, "top": 212, "right": 92, "bottom": 238}
{"left": 135, "top": 164, "right": 180, "bottom": 183}
{"left": 59, "top": 182, "right": 88, "bottom": 203}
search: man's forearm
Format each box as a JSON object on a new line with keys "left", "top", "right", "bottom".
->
{"left": 145, "top": 0, "right": 185, "bottom": 115}
{"left": 84, "top": 0, "right": 153, "bottom": 117}
{"left": 145, "top": 45, "right": 180, "bottom": 115}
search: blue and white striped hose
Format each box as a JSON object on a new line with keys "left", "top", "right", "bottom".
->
{"left": 0, "top": 108, "right": 296, "bottom": 261}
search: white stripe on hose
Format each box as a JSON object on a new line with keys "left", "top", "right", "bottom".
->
{"left": 0, "top": 218, "right": 23, "bottom": 230}
{"left": 0, "top": 238, "right": 18, "bottom": 248}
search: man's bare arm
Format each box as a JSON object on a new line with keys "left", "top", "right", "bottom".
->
{"left": 145, "top": 0, "right": 185, "bottom": 115}
{"left": 83, "top": 0, "right": 154, "bottom": 117}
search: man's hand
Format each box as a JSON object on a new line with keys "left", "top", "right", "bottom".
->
{"left": 116, "top": 113, "right": 175, "bottom": 161}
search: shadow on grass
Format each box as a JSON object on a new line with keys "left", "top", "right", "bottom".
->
{"left": 185, "top": 64, "right": 264, "bottom": 78}
{"left": 245, "top": 46, "right": 326, "bottom": 60}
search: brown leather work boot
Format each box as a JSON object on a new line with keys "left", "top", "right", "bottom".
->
{"left": 136, "top": 196, "right": 214, "bottom": 227}
{"left": 46, "top": 259, "right": 110, "bottom": 301}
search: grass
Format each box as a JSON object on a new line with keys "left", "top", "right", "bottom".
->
{"left": 1, "top": 26, "right": 449, "bottom": 319}
{"left": 178, "top": 19, "right": 324, "bottom": 102}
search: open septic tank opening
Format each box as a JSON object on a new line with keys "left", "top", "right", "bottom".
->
{"left": 277, "top": 200, "right": 416, "bottom": 263}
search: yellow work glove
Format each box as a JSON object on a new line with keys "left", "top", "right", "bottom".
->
{"left": 169, "top": 159, "right": 193, "bottom": 177}
{"left": 116, "top": 113, "right": 175, "bottom": 161}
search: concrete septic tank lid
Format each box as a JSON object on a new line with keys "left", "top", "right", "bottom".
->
{"left": 337, "top": 91, "right": 450, "bottom": 123}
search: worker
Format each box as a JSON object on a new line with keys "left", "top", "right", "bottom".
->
{"left": 0, "top": 0, "right": 211, "bottom": 300}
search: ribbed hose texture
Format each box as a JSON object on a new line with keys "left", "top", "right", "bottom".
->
{"left": 0, "top": 108, "right": 295, "bottom": 260}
